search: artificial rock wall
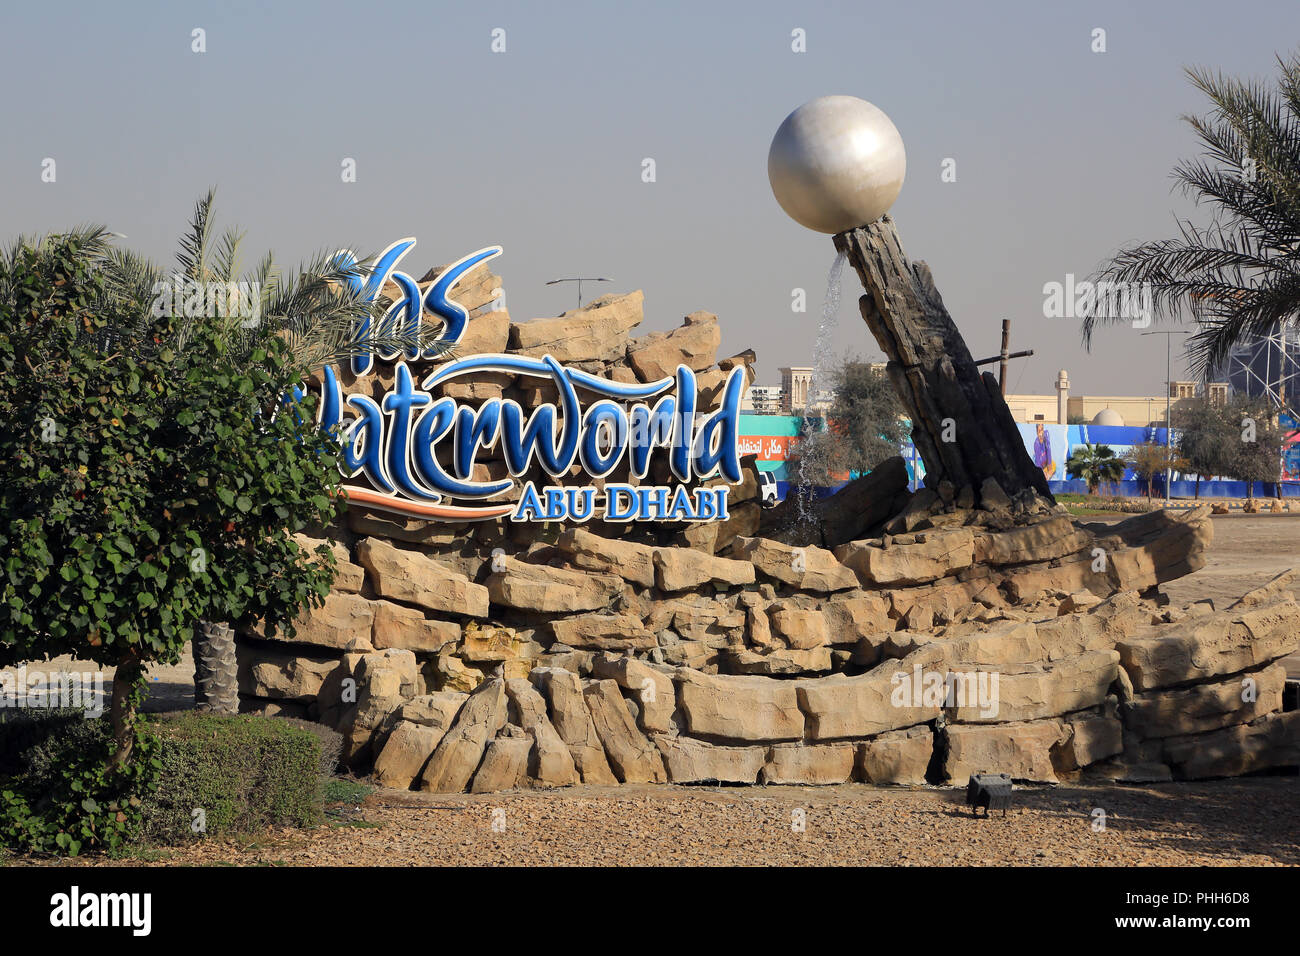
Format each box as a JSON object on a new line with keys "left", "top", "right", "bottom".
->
{"left": 233, "top": 261, "right": 1300, "bottom": 791}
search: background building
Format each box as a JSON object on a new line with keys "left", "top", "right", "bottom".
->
{"left": 778, "top": 366, "right": 814, "bottom": 414}
{"left": 1005, "top": 367, "right": 1229, "bottom": 427}
{"left": 742, "top": 385, "right": 783, "bottom": 414}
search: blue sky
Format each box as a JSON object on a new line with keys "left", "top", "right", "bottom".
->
{"left": 3, "top": 0, "right": 1298, "bottom": 396}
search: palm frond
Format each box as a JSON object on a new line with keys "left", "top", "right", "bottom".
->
{"left": 213, "top": 227, "right": 244, "bottom": 283}
{"left": 175, "top": 187, "right": 217, "bottom": 281}
{"left": 1087, "top": 55, "right": 1300, "bottom": 383}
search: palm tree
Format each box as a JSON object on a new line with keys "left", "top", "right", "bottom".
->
{"left": 1084, "top": 54, "right": 1300, "bottom": 420}
{"left": 1066, "top": 443, "right": 1127, "bottom": 495}
{"left": 99, "top": 189, "right": 458, "bottom": 713}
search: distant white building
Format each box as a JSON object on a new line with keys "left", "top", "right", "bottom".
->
{"left": 743, "top": 385, "right": 783, "bottom": 414}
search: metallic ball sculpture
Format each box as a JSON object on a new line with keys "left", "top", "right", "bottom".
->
{"left": 767, "top": 95, "right": 906, "bottom": 234}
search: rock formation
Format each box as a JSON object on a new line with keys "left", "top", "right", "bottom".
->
{"left": 233, "top": 258, "right": 1299, "bottom": 791}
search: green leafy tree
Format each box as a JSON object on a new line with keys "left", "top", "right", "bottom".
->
{"left": 1176, "top": 397, "right": 1238, "bottom": 497}
{"left": 1065, "top": 443, "right": 1127, "bottom": 495}
{"left": 1128, "top": 441, "right": 1190, "bottom": 499}
{"left": 1225, "top": 394, "right": 1284, "bottom": 501}
{"left": 100, "top": 190, "right": 456, "bottom": 712}
{"left": 790, "top": 358, "right": 907, "bottom": 486}
{"left": 1085, "top": 54, "right": 1300, "bottom": 411}
{"left": 0, "top": 229, "right": 346, "bottom": 767}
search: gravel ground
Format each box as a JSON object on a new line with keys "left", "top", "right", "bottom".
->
{"left": 18, "top": 777, "right": 1297, "bottom": 867}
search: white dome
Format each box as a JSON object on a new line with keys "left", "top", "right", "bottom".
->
{"left": 1091, "top": 408, "right": 1124, "bottom": 426}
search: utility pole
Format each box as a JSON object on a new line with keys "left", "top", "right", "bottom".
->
{"left": 545, "top": 276, "right": 612, "bottom": 309}
{"left": 973, "top": 319, "right": 1034, "bottom": 394}
{"left": 1142, "top": 330, "right": 1190, "bottom": 507}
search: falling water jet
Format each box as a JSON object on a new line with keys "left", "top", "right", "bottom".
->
{"left": 793, "top": 250, "right": 846, "bottom": 522}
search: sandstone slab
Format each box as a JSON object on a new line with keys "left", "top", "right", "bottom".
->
{"left": 761, "top": 743, "right": 854, "bottom": 785}
{"left": 557, "top": 528, "right": 657, "bottom": 587}
{"left": 626, "top": 313, "right": 720, "bottom": 381}
{"left": 1123, "top": 664, "right": 1286, "bottom": 739}
{"left": 504, "top": 678, "right": 580, "bottom": 787}
{"left": 856, "top": 726, "right": 933, "bottom": 785}
{"left": 357, "top": 537, "right": 489, "bottom": 618}
{"left": 470, "top": 735, "right": 531, "bottom": 793}
{"left": 674, "top": 669, "right": 803, "bottom": 742}
{"left": 731, "top": 537, "right": 857, "bottom": 592}
{"left": 549, "top": 613, "right": 657, "bottom": 651}
{"left": 1116, "top": 601, "right": 1300, "bottom": 691}
{"left": 591, "top": 655, "right": 676, "bottom": 733}
{"left": 529, "top": 668, "right": 618, "bottom": 785}
{"left": 373, "top": 720, "right": 444, "bottom": 790}
{"left": 372, "top": 600, "right": 460, "bottom": 653}
{"left": 943, "top": 719, "right": 1069, "bottom": 784}
{"left": 419, "top": 678, "right": 508, "bottom": 793}
{"left": 487, "top": 556, "right": 622, "bottom": 613}
{"left": 582, "top": 679, "right": 667, "bottom": 783}
{"left": 509, "top": 291, "right": 645, "bottom": 363}
{"left": 835, "top": 528, "right": 974, "bottom": 587}
{"left": 653, "top": 548, "right": 755, "bottom": 592}
{"left": 653, "top": 735, "right": 765, "bottom": 784}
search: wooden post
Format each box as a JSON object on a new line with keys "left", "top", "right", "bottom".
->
{"left": 833, "top": 216, "right": 1052, "bottom": 503}
{"left": 999, "top": 319, "right": 1011, "bottom": 395}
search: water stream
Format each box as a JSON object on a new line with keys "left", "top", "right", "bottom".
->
{"left": 794, "top": 250, "right": 847, "bottom": 522}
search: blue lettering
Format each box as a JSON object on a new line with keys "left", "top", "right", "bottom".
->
{"left": 604, "top": 484, "right": 637, "bottom": 521}
{"left": 382, "top": 364, "right": 433, "bottom": 499}
{"left": 692, "top": 366, "right": 745, "bottom": 483}
{"left": 671, "top": 366, "right": 696, "bottom": 482}
{"left": 579, "top": 400, "right": 628, "bottom": 477}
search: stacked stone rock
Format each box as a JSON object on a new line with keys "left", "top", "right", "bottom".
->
{"left": 234, "top": 263, "right": 1300, "bottom": 790}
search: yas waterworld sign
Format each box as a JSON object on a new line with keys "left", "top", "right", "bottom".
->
{"left": 316, "top": 240, "right": 745, "bottom": 524}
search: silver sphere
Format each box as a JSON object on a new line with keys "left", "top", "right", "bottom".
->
{"left": 767, "top": 95, "right": 906, "bottom": 234}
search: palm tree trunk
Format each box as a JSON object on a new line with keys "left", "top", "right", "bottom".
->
{"left": 192, "top": 621, "right": 239, "bottom": 714}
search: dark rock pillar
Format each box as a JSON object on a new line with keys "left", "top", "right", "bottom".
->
{"left": 833, "top": 216, "right": 1052, "bottom": 505}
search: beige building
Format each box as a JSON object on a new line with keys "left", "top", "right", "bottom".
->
{"left": 1004, "top": 369, "right": 1229, "bottom": 427}
{"left": 778, "top": 366, "right": 813, "bottom": 413}
{"left": 742, "top": 385, "right": 783, "bottom": 414}
{"left": 777, "top": 366, "right": 833, "bottom": 414}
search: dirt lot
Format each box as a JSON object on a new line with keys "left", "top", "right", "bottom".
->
{"left": 27, "top": 779, "right": 1298, "bottom": 868}
{"left": 12, "top": 513, "right": 1300, "bottom": 867}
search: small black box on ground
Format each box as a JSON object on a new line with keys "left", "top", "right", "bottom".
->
{"left": 966, "top": 772, "right": 1013, "bottom": 818}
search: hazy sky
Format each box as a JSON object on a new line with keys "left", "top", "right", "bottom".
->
{"left": 4, "top": 0, "right": 1297, "bottom": 398}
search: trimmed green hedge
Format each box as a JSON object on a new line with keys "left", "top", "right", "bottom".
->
{"left": 0, "top": 709, "right": 336, "bottom": 851}
{"left": 138, "top": 712, "right": 327, "bottom": 843}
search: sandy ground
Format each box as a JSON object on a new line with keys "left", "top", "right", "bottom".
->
{"left": 23, "top": 779, "right": 1298, "bottom": 868}
{"left": 9, "top": 512, "right": 1299, "bottom": 867}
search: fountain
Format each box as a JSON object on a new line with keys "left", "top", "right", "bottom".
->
{"left": 768, "top": 95, "right": 1050, "bottom": 507}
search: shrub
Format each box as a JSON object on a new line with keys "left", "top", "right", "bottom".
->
{"left": 0, "top": 708, "right": 157, "bottom": 856}
{"left": 323, "top": 777, "right": 374, "bottom": 805}
{"left": 271, "top": 715, "right": 343, "bottom": 780}
{"left": 138, "top": 712, "right": 325, "bottom": 844}
{"left": 0, "top": 709, "right": 326, "bottom": 853}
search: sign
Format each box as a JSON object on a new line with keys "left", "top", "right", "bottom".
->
{"left": 315, "top": 240, "right": 744, "bottom": 522}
